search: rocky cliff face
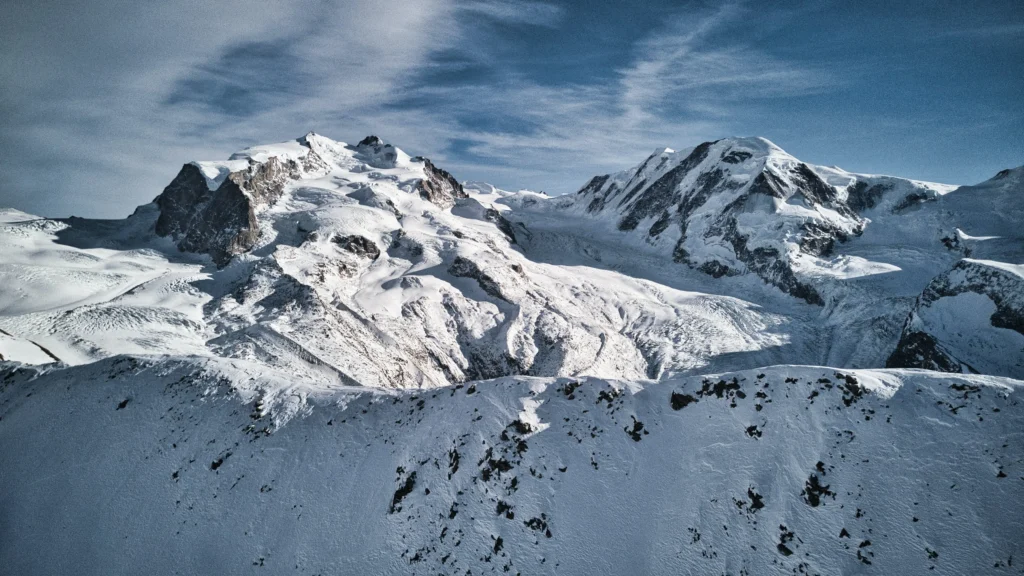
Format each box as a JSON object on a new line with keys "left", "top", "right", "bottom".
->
{"left": 415, "top": 157, "right": 468, "bottom": 209}
{"left": 563, "top": 137, "right": 957, "bottom": 306}
{"left": 154, "top": 148, "right": 327, "bottom": 266}
{"left": 888, "top": 259, "right": 1024, "bottom": 376}
{"left": 152, "top": 135, "right": 465, "bottom": 265}
{"left": 568, "top": 138, "right": 872, "bottom": 304}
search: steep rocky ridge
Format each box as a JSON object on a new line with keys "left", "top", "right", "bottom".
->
{"left": 561, "top": 137, "right": 954, "bottom": 305}
{"left": 1, "top": 132, "right": 1023, "bottom": 576}
{"left": 1, "top": 134, "right": 1021, "bottom": 384}
{"left": 888, "top": 259, "right": 1024, "bottom": 375}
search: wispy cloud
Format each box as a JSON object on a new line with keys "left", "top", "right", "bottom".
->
{"left": 459, "top": 0, "right": 565, "bottom": 27}
{"left": 619, "top": 2, "right": 830, "bottom": 123}
{"left": 391, "top": 1, "right": 834, "bottom": 193}
{"left": 7, "top": 0, "right": 1014, "bottom": 216}
{"left": 931, "top": 22, "right": 1024, "bottom": 38}
{"left": 0, "top": 0, "right": 460, "bottom": 217}
{"left": 0, "top": 0, "right": 833, "bottom": 215}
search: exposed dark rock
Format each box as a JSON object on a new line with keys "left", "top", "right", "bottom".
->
{"left": 577, "top": 175, "right": 608, "bottom": 195}
{"left": 524, "top": 515, "right": 550, "bottom": 537}
{"left": 618, "top": 141, "right": 714, "bottom": 231}
{"left": 790, "top": 163, "right": 855, "bottom": 218}
{"left": 331, "top": 234, "right": 380, "bottom": 260}
{"left": 624, "top": 416, "right": 646, "bottom": 441}
{"left": 155, "top": 151, "right": 323, "bottom": 266}
{"left": 748, "top": 170, "right": 787, "bottom": 198}
{"left": 448, "top": 256, "right": 508, "bottom": 301}
{"left": 357, "top": 136, "right": 401, "bottom": 168}
{"left": 777, "top": 525, "right": 796, "bottom": 556}
{"left": 615, "top": 178, "right": 648, "bottom": 209}
{"left": 647, "top": 210, "right": 672, "bottom": 237}
{"left": 389, "top": 470, "right": 417, "bottom": 514}
{"left": 801, "top": 473, "right": 835, "bottom": 506}
{"left": 697, "top": 377, "right": 744, "bottom": 400}
{"left": 846, "top": 180, "right": 891, "bottom": 212}
{"left": 721, "top": 150, "right": 752, "bottom": 164}
{"left": 892, "top": 190, "right": 935, "bottom": 212}
{"left": 495, "top": 500, "right": 514, "bottom": 519}
{"left": 670, "top": 391, "right": 698, "bottom": 410}
{"left": 723, "top": 217, "right": 824, "bottom": 305}
{"left": 562, "top": 381, "right": 581, "bottom": 398}
{"left": 154, "top": 163, "right": 214, "bottom": 239}
{"left": 747, "top": 488, "right": 765, "bottom": 511}
{"left": 698, "top": 260, "right": 732, "bottom": 278}
{"left": 484, "top": 208, "right": 517, "bottom": 244}
{"left": 388, "top": 230, "right": 424, "bottom": 260}
{"left": 940, "top": 233, "right": 964, "bottom": 253}
{"left": 416, "top": 158, "right": 467, "bottom": 209}
{"left": 155, "top": 164, "right": 258, "bottom": 267}
{"left": 791, "top": 165, "right": 826, "bottom": 195}
{"left": 671, "top": 239, "right": 689, "bottom": 264}
{"left": 358, "top": 135, "right": 385, "bottom": 147}
{"left": 800, "top": 222, "right": 848, "bottom": 257}
{"left": 886, "top": 330, "right": 969, "bottom": 373}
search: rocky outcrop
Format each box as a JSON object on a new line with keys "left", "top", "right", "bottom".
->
{"left": 356, "top": 135, "right": 400, "bottom": 168}
{"left": 154, "top": 146, "right": 326, "bottom": 266}
{"left": 448, "top": 256, "right": 508, "bottom": 301}
{"left": 154, "top": 163, "right": 256, "bottom": 266}
{"left": 885, "top": 330, "right": 972, "bottom": 373}
{"left": 569, "top": 138, "right": 875, "bottom": 305}
{"left": 358, "top": 135, "right": 385, "bottom": 148}
{"left": 920, "top": 260, "right": 1024, "bottom": 335}
{"left": 617, "top": 142, "right": 715, "bottom": 232}
{"left": 484, "top": 208, "right": 518, "bottom": 244}
{"left": 415, "top": 158, "right": 467, "bottom": 209}
{"left": 331, "top": 234, "right": 380, "bottom": 260}
{"left": 887, "top": 260, "right": 1024, "bottom": 376}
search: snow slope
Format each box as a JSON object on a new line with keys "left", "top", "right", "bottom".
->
{"left": 0, "top": 359, "right": 1021, "bottom": 575}
{"left": 503, "top": 138, "right": 1024, "bottom": 378}
{"left": 0, "top": 132, "right": 1021, "bottom": 575}
{"left": 0, "top": 134, "right": 807, "bottom": 386}
{"left": 3, "top": 134, "right": 1019, "bottom": 379}
{"left": 0, "top": 208, "right": 210, "bottom": 364}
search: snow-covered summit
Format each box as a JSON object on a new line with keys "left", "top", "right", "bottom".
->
{"left": 541, "top": 137, "right": 962, "bottom": 304}
{"left": 0, "top": 130, "right": 1022, "bottom": 575}
{"left": 151, "top": 133, "right": 467, "bottom": 266}
{"left": 2, "top": 132, "right": 1021, "bottom": 384}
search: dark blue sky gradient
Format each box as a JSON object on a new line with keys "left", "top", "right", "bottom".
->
{"left": 1, "top": 0, "right": 1021, "bottom": 217}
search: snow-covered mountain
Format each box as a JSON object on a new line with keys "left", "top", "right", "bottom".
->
{"left": 0, "top": 132, "right": 1021, "bottom": 575}
{"left": 507, "top": 138, "right": 1024, "bottom": 377}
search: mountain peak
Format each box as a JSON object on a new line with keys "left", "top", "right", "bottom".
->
{"left": 2, "top": 128, "right": 1022, "bottom": 576}
{"left": 563, "top": 136, "right": 960, "bottom": 304}
{"left": 358, "top": 135, "right": 386, "bottom": 148}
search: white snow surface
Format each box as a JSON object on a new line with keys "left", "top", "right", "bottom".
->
{"left": 0, "top": 133, "right": 1022, "bottom": 575}
{"left": 1, "top": 359, "right": 1021, "bottom": 575}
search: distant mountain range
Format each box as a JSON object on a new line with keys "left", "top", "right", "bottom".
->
{"left": 1, "top": 132, "right": 1021, "bottom": 575}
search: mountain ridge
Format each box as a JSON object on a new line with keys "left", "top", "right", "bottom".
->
{"left": 1, "top": 132, "right": 1021, "bottom": 381}
{"left": 0, "top": 130, "right": 1021, "bottom": 575}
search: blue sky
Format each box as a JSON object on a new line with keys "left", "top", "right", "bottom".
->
{"left": 1, "top": 0, "right": 1022, "bottom": 217}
